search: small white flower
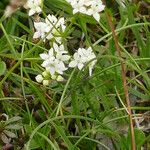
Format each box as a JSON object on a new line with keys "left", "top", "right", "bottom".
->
{"left": 55, "top": 37, "right": 62, "bottom": 44}
{"left": 53, "top": 43, "right": 64, "bottom": 52}
{"left": 40, "top": 49, "right": 55, "bottom": 61}
{"left": 40, "top": 43, "right": 69, "bottom": 77}
{"left": 40, "top": 49, "right": 55, "bottom": 69}
{"left": 56, "top": 51, "right": 71, "bottom": 62}
{"left": 69, "top": 51, "right": 84, "bottom": 70}
{"left": 69, "top": 47, "right": 97, "bottom": 76}
{"left": 35, "top": 74, "right": 43, "bottom": 83}
{"left": 53, "top": 43, "right": 70, "bottom": 62}
{"left": 45, "top": 14, "right": 58, "bottom": 32}
{"left": 87, "top": 3, "right": 105, "bottom": 22}
{"left": 45, "top": 15, "right": 66, "bottom": 42}
{"left": 66, "top": 0, "right": 105, "bottom": 22}
{"left": 32, "top": 14, "right": 66, "bottom": 43}
{"left": 45, "top": 59, "right": 67, "bottom": 76}
{"left": 83, "top": 0, "right": 94, "bottom": 7}
{"left": 57, "top": 18, "right": 66, "bottom": 32}
{"left": 72, "top": 0, "right": 86, "bottom": 14}
{"left": 25, "top": 0, "right": 42, "bottom": 16}
{"left": 54, "top": 60, "right": 68, "bottom": 75}
{"left": 33, "top": 22, "right": 48, "bottom": 40}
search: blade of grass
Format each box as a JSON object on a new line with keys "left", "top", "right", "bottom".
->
{"left": 56, "top": 68, "right": 76, "bottom": 116}
{"left": 102, "top": 1, "right": 136, "bottom": 149}
{"left": 37, "top": 132, "right": 58, "bottom": 150}
{"left": 25, "top": 115, "right": 99, "bottom": 149}
{"left": 0, "top": 23, "right": 17, "bottom": 57}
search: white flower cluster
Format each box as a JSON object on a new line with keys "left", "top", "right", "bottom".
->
{"left": 24, "top": 0, "right": 97, "bottom": 86}
{"left": 33, "top": 14, "right": 66, "bottom": 43}
{"left": 69, "top": 47, "right": 97, "bottom": 76}
{"left": 36, "top": 45, "right": 97, "bottom": 85}
{"left": 24, "top": 0, "right": 42, "bottom": 16}
{"left": 66, "top": 0, "right": 105, "bottom": 22}
{"left": 40, "top": 43, "right": 70, "bottom": 79}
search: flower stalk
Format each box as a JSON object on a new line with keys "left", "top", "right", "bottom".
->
{"left": 102, "top": 1, "right": 136, "bottom": 149}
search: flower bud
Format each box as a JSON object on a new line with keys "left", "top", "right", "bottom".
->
{"left": 51, "top": 75, "right": 57, "bottom": 80}
{"left": 42, "top": 71, "right": 49, "bottom": 78}
{"left": 35, "top": 74, "right": 43, "bottom": 83}
{"left": 57, "top": 75, "right": 64, "bottom": 82}
{"left": 43, "top": 80, "right": 49, "bottom": 86}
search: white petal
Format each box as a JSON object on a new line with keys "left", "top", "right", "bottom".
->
{"left": 55, "top": 37, "right": 62, "bottom": 44}
{"left": 89, "top": 66, "right": 93, "bottom": 76}
{"left": 87, "top": 47, "right": 92, "bottom": 52}
{"left": 98, "top": 4, "right": 105, "bottom": 12}
{"left": 86, "top": 9, "right": 93, "bottom": 15}
{"left": 61, "top": 55, "right": 70, "bottom": 61}
{"left": 45, "top": 26, "right": 51, "bottom": 32}
{"left": 93, "top": 13, "right": 100, "bottom": 22}
{"left": 33, "top": 32, "right": 40, "bottom": 39}
{"left": 49, "top": 67, "right": 55, "bottom": 75}
{"left": 69, "top": 60, "right": 77, "bottom": 68}
{"left": 57, "top": 61, "right": 67, "bottom": 71}
{"left": 59, "top": 44, "right": 64, "bottom": 51}
{"left": 78, "top": 63, "right": 84, "bottom": 70}
{"left": 29, "top": 9, "right": 35, "bottom": 16}
{"left": 79, "top": 7, "right": 86, "bottom": 14}
{"left": 36, "top": 7, "right": 42, "bottom": 13}
{"left": 40, "top": 53, "right": 48, "bottom": 60}
{"left": 48, "top": 49, "right": 54, "bottom": 56}
{"left": 53, "top": 43, "right": 59, "bottom": 51}
{"left": 78, "top": 48, "right": 84, "bottom": 55}
{"left": 46, "top": 33, "right": 53, "bottom": 40}
{"left": 58, "top": 18, "right": 64, "bottom": 25}
{"left": 34, "top": 22, "right": 40, "bottom": 29}
{"left": 73, "top": 9, "right": 79, "bottom": 14}
{"left": 73, "top": 53, "right": 79, "bottom": 60}
{"left": 61, "top": 24, "right": 66, "bottom": 32}
{"left": 41, "top": 60, "right": 50, "bottom": 68}
{"left": 35, "top": 0, "right": 42, "bottom": 5}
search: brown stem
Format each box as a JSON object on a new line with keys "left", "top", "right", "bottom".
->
{"left": 102, "top": 1, "right": 136, "bottom": 150}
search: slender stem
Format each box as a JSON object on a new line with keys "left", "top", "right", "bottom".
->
{"left": 102, "top": 1, "right": 136, "bottom": 149}
{"left": 56, "top": 68, "right": 76, "bottom": 116}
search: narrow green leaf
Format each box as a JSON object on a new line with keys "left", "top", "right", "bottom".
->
{"left": 52, "top": 123, "right": 77, "bottom": 150}
{"left": 0, "top": 61, "right": 6, "bottom": 76}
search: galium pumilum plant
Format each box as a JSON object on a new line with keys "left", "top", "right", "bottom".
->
{"left": 0, "top": 0, "right": 149, "bottom": 149}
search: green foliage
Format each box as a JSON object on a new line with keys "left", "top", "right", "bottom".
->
{"left": 0, "top": 0, "right": 149, "bottom": 149}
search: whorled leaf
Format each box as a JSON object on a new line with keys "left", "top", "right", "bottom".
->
{"left": 3, "top": 130, "right": 17, "bottom": 138}
{"left": 5, "top": 124, "right": 23, "bottom": 130}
